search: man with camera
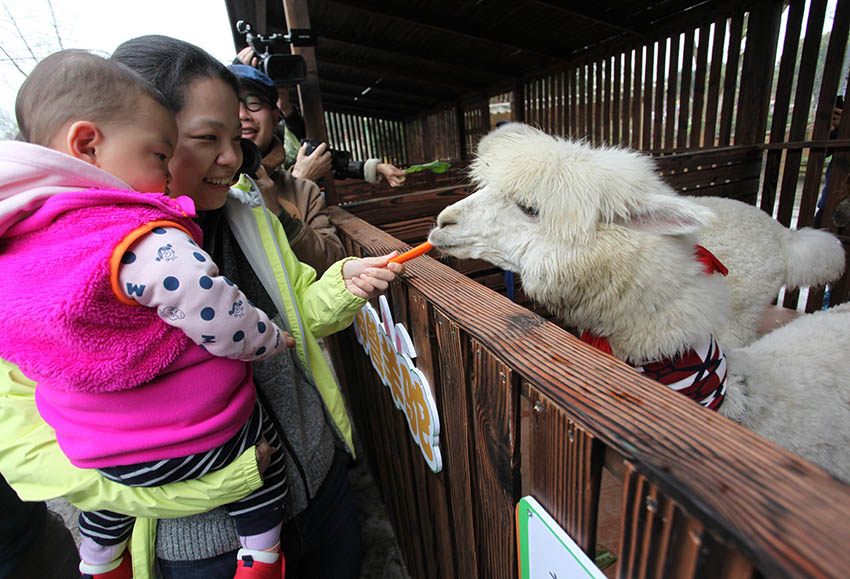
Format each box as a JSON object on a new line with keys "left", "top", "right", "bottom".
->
{"left": 230, "top": 61, "right": 407, "bottom": 277}
{"left": 229, "top": 62, "right": 346, "bottom": 274}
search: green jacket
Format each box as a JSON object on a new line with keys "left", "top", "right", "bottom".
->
{"left": 0, "top": 191, "right": 362, "bottom": 578}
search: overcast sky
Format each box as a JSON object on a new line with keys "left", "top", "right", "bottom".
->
{"left": 0, "top": 0, "right": 238, "bottom": 119}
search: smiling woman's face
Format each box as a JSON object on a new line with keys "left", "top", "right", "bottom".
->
{"left": 168, "top": 77, "right": 243, "bottom": 210}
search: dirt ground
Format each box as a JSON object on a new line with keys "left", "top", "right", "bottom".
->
{"left": 46, "top": 455, "right": 408, "bottom": 578}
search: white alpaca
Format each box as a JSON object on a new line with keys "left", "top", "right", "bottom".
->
{"left": 428, "top": 123, "right": 850, "bottom": 481}
{"left": 693, "top": 196, "right": 844, "bottom": 347}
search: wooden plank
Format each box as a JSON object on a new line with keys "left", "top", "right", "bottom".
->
{"left": 718, "top": 12, "right": 743, "bottom": 147}
{"left": 384, "top": 285, "right": 433, "bottom": 578}
{"left": 798, "top": 0, "right": 850, "bottom": 229}
{"left": 526, "top": 386, "right": 604, "bottom": 556}
{"left": 760, "top": 0, "right": 805, "bottom": 214}
{"left": 343, "top": 187, "right": 468, "bottom": 225}
{"left": 596, "top": 59, "right": 604, "bottom": 146}
{"left": 407, "top": 289, "right": 455, "bottom": 578}
{"left": 704, "top": 18, "right": 727, "bottom": 150}
{"left": 433, "top": 310, "right": 478, "bottom": 578}
{"left": 331, "top": 208, "right": 850, "bottom": 578}
{"left": 733, "top": 0, "right": 783, "bottom": 146}
{"left": 662, "top": 160, "right": 763, "bottom": 190}
{"left": 552, "top": 71, "right": 560, "bottom": 137}
{"left": 469, "top": 340, "right": 518, "bottom": 578}
{"left": 569, "top": 67, "right": 578, "bottom": 138}
{"left": 632, "top": 45, "right": 643, "bottom": 149}
{"left": 622, "top": 49, "right": 632, "bottom": 147}
{"left": 690, "top": 24, "right": 710, "bottom": 149}
{"left": 776, "top": 0, "right": 828, "bottom": 230}
{"left": 579, "top": 63, "right": 587, "bottom": 138}
{"left": 653, "top": 38, "right": 666, "bottom": 152}
{"left": 604, "top": 58, "right": 612, "bottom": 144}
{"left": 613, "top": 53, "right": 622, "bottom": 145}
{"left": 665, "top": 33, "right": 680, "bottom": 150}
{"left": 677, "top": 29, "right": 694, "bottom": 150}
{"left": 642, "top": 42, "right": 654, "bottom": 151}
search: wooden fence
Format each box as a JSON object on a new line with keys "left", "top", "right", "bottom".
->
{"left": 327, "top": 206, "right": 850, "bottom": 578}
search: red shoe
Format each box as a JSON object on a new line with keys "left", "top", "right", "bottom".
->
{"left": 80, "top": 551, "right": 132, "bottom": 579}
{"left": 233, "top": 549, "right": 285, "bottom": 579}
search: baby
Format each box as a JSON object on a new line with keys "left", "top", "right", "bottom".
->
{"left": 0, "top": 50, "right": 291, "bottom": 578}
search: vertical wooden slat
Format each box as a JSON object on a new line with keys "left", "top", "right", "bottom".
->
{"left": 704, "top": 18, "right": 728, "bottom": 149}
{"left": 613, "top": 53, "right": 622, "bottom": 145}
{"left": 623, "top": 51, "right": 632, "bottom": 146}
{"left": 653, "top": 39, "right": 666, "bottom": 152}
{"left": 799, "top": 0, "right": 850, "bottom": 226}
{"left": 735, "top": 0, "right": 784, "bottom": 146}
{"left": 803, "top": 0, "right": 850, "bottom": 312}
{"left": 579, "top": 63, "right": 587, "bottom": 138}
{"left": 547, "top": 74, "right": 555, "bottom": 134}
{"left": 512, "top": 81, "right": 525, "bottom": 125}
{"left": 569, "top": 67, "right": 578, "bottom": 137}
{"left": 553, "top": 73, "right": 562, "bottom": 137}
{"left": 760, "top": 0, "right": 805, "bottom": 214}
{"left": 602, "top": 58, "right": 611, "bottom": 145}
{"left": 596, "top": 59, "right": 604, "bottom": 146}
{"left": 586, "top": 63, "right": 595, "bottom": 141}
{"left": 690, "top": 24, "right": 710, "bottom": 149}
{"left": 526, "top": 387, "right": 604, "bottom": 555}
{"left": 433, "top": 311, "right": 478, "bottom": 578}
{"left": 642, "top": 42, "right": 655, "bottom": 151}
{"left": 469, "top": 339, "right": 519, "bottom": 578}
{"left": 406, "top": 289, "right": 456, "bottom": 578}
{"left": 665, "top": 34, "right": 680, "bottom": 150}
{"left": 360, "top": 116, "right": 369, "bottom": 160}
{"left": 677, "top": 29, "right": 695, "bottom": 150}
{"left": 777, "top": 0, "right": 828, "bottom": 227}
{"left": 719, "top": 12, "right": 744, "bottom": 146}
{"left": 632, "top": 45, "right": 643, "bottom": 149}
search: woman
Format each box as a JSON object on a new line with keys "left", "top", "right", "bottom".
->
{"left": 0, "top": 35, "right": 402, "bottom": 579}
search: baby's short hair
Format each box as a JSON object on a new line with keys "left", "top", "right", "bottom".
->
{"left": 15, "top": 49, "right": 171, "bottom": 146}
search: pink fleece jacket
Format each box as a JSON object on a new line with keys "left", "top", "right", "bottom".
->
{"left": 0, "top": 141, "right": 254, "bottom": 467}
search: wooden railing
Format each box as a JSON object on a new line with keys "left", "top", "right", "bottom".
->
{"left": 327, "top": 206, "right": 850, "bottom": 579}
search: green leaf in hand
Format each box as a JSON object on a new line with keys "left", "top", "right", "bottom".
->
{"left": 405, "top": 159, "right": 451, "bottom": 174}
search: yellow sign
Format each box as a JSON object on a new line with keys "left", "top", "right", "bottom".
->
{"left": 353, "top": 295, "right": 442, "bottom": 472}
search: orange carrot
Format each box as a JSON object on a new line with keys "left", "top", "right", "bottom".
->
{"left": 389, "top": 241, "right": 434, "bottom": 264}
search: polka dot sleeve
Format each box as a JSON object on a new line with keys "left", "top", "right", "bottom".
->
{"left": 116, "top": 226, "right": 287, "bottom": 360}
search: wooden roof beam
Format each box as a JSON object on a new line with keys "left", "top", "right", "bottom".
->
{"left": 318, "top": 53, "right": 485, "bottom": 94}
{"left": 324, "top": 0, "right": 565, "bottom": 61}
{"left": 530, "top": 1, "right": 647, "bottom": 38}
{"left": 319, "top": 78, "right": 442, "bottom": 109}
{"left": 317, "top": 37, "right": 502, "bottom": 85}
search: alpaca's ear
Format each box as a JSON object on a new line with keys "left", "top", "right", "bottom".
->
{"left": 619, "top": 194, "right": 714, "bottom": 235}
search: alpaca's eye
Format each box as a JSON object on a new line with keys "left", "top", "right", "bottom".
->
{"left": 517, "top": 202, "right": 539, "bottom": 217}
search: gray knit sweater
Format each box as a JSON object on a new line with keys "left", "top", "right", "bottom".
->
{"left": 156, "top": 212, "right": 337, "bottom": 561}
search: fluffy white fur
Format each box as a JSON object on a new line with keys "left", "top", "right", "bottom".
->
{"left": 429, "top": 123, "right": 850, "bottom": 480}
{"left": 694, "top": 197, "right": 845, "bottom": 347}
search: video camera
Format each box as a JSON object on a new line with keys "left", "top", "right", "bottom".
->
{"left": 301, "top": 139, "right": 362, "bottom": 180}
{"left": 236, "top": 20, "right": 317, "bottom": 86}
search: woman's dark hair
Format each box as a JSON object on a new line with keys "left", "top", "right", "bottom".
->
{"left": 111, "top": 35, "right": 239, "bottom": 114}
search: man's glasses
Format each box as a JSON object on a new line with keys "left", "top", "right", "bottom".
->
{"left": 239, "top": 95, "right": 268, "bottom": 112}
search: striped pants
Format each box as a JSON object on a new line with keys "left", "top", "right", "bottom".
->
{"left": 78, "top": 401, "right": 287, "bottom": 546}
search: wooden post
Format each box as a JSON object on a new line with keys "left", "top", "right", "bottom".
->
{"left": 281, "top": 0, "right": 338, "bottom": 205}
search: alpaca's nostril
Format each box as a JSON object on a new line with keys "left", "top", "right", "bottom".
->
{"left": 436, "top": 216, "right": 457, "bottom": 228}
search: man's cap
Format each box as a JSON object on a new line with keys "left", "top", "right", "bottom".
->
{"left": 228, "top": 64, "right": 278, "bottom": 107}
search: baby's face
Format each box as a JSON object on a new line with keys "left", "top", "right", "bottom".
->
{"left": 95, "top": 96, "right": 177, "bottom": 194}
